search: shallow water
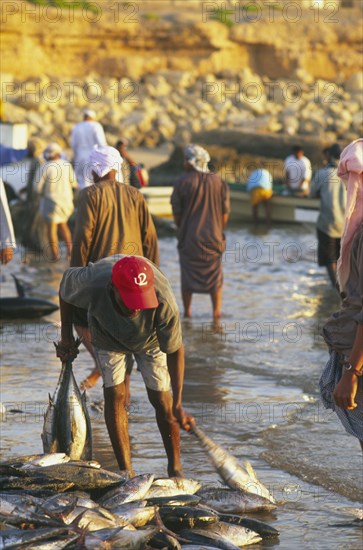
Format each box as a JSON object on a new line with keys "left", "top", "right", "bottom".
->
{"left": 1, "top": 225, "right": 362, "bottom": 549}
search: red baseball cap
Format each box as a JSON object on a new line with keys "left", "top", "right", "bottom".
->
{"left": 111, "top": 256, "right": 158, "bottom": 310}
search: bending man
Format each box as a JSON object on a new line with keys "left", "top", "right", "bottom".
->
{"left": 57, "top": 255, "right": 194, "bottom": 476}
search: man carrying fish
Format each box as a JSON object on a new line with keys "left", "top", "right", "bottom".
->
{"left": 56, "top": 255, "right": 195, "bottom": 477}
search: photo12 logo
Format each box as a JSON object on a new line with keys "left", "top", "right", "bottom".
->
{"left": 201, "top": 1, "right": 340, "bottom": 24}
{"left": 1, "top": 2, "right": 140, "bottom": 24}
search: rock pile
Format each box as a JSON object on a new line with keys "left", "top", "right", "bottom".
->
{"left": 3, "top": 67, "right": 362, "bottom": 149}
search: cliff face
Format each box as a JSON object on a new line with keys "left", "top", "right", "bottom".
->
{"left": 1, "top": 1, "right": 362, "bottom": 152}
{"left": 1, "top": 0, "right": 362, "bottom": 81}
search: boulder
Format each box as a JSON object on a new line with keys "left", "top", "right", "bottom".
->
{"left": 158, "top": 70, "right": 196, "bottom": 88}
{"left": 345, "top": 72, "right": 363, "bottom": 94}
{"left": 281, "top": 115, "right": 299, "bottom": 136}
{"left": 155, "top": 113, "right": 176, "bottom": 141}
{"left": 351, "top": 111, "right": 363, "bottom": 133}
{"left": 2, "top": 102, "right": 28, "bottom": 124}
{"left": 144, "top": 75, "right": 172, "bottom": 98}
{"left": 25, "top": 110, "right": 44, "bottom": 129}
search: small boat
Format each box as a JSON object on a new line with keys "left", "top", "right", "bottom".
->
{"left": 140, "top": 184, "right": 320, "bottom": 224}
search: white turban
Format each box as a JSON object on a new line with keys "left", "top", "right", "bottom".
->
{"left": 89, "top": 146, "right": 124, "bottom": 180}
{"left": 184, "top": 144, "right": 210, "bottom": 173}
{"left": 84, "top": 109, "right": 96, "bottom": 119}
{"left": 44, "top": 142, "right": 62, "bottom": 161}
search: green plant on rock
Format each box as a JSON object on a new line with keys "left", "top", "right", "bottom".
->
{"left": 27, "top": 0, "right": 98, "bottom": 12}
{"left": 211, "top": 7, "right": 235, "bottom": 27}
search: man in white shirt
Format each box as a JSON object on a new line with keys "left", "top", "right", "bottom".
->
{"left": 284, "top": 145, "right": 312, "bottom": 196}
{"left": 71, "top": 109, "right": 107, "bottom": 189}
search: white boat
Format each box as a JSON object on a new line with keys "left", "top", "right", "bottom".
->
{"left": 141, "top": 185, "right": 320, "bottom": 224}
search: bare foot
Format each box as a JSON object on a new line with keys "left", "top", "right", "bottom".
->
{"left": 213, "top": 317, "right": 223, "bottom": 334}
{"left": 168, "top": 466, "right": 183, "bottom": 478}
{"left": 80, "top": 367, "right": 101, "bottom": 391}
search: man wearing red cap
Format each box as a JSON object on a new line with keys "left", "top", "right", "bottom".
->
{"left": 57, "top": 255, "right": 194, "bottom": 476}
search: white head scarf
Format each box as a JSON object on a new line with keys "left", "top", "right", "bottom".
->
{"left": 336, "top": 138, "right": 363, "bottom": 290}
{"left": 184, "top": 144, "right": 210, "bottom": 173}
{"left": 89, "top": 146, "right": 124, "bottom": 181}
{"left": 84, "top": 109, "right": 96, "bottom": 119}
{"left": 43, "top": 142, "right": 62, "bottom": 161}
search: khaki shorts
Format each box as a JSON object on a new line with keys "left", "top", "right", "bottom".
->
{"left": 93, "top": 346, "right": 171, "bottom": 391}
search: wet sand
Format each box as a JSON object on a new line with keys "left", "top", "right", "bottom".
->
{"left": 1, "top": 225, "right": 362, "bottom": 549}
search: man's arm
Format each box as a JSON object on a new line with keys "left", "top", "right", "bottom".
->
{"left": 70, "top": 190, "right": 96, "bottom": 267}
{"left": 94, "top": 123, "right": 107, "bottom": 147}
{"left": 171, "top": 183, "right": 182, "bottom": 228}
{"left": 333, "top": 325, "right": 363, "bottom": 410}
{"left": 56, "top": 294, "right": 79, "bottom": 362}
{"left": 309, "top": 171, "right": 321, "bottom": 198}
{"left": 166, "top": 345, "right": 194, "bottom": 431}
{"left": 139, "top": 194, "right": 160, "bottom": 266}
{"left": 222, "top": 180, "right": 230, "bottom": 228}
{"left": 173, "top": 214, "right": 181, "bottom": 227}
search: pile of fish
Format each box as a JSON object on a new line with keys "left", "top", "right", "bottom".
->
{"left": 0, "top": 452, "right": 279, "bottom": 549}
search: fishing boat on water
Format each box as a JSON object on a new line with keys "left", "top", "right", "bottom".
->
{"left": 1, "top": 157, "right": 320, "bottom": 226}
{"left": 140, "top": 184, "right": 320, "bottom": 224}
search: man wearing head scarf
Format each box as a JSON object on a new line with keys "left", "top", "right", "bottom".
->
{"left": 171, "top": 144, "right": 230, "bottom": 321}
{"left": 310, "top": 144, "right": 346, "bottom": 286}
{"left": 319, "top": 138, "right": 363, "bottom": 451}
{"left": 34, "top": 142, "right": 78, "bottom": 261}
{"left": 71, "top": 109, "right": 107, "bottom": 189}
{"left": 71, "top": 145, "right": 159, "bottom": 393}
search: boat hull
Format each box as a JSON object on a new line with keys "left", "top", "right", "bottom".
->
{"left": 140, "top": 186, "right": 320, "bottom": 224}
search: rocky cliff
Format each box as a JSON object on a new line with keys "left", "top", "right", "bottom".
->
{"left": 1, "top": 1, "right": 362, "bottom": 153}
{"left": 1, "top": 0, "right": 362, "bottom": 80}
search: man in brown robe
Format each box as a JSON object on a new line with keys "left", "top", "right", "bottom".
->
{"left": 71, "top": 146, "right": 159, "bottom": 392}
{"left": 171, "top": 144, "right": 230, "bottom": 321}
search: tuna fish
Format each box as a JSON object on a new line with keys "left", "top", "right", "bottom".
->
{"left": 201, "top": 521, "right": 262, "bottom": 546}
{"left": 0, "top": 275, "right": 59, "bottom": 319}
{"left": 84, "top": 525, "right": 157, "bottom": 549}
{"left": 191, "top": 425, "right": 275, "bottom": 503}
{"left": 159, "top": 505, "right": 219, "bottom": 531}
{"left": 197, "top": 488, "right": 277, "bottom": 514}
{"left": 219, "top": 513, "right": 280, "bottom": 538}
{"left": 180, "top": 528, "right": 241, "bottom": 550}
{"left": 146, "top": 494, "right": 202, "bottom": 507}
{"left": 42, "top": 349, "right": 92, "bottom": 461}
{"left": 146, "top": 478, "right": 201, "bottom": 498}
{"left": 28, "top": 461, "right": 126, "bottom": 491}
{"left": 99, "top": 474, "right": 155, "bottom": 508}
{"left": 107, "top": 501, "right": 157, "bottom": 527}
{"left": 0, "top": 527, "right": 67, "bottom": 547}
{"left": 149, "top": 531, "right": 182, "bottom": 549}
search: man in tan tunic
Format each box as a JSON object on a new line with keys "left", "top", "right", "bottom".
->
{"left": 71, "top": 146, "right": 159, "bottom": 392}
{"left": 171, "top": 144, "right": 230, "bottom": 321}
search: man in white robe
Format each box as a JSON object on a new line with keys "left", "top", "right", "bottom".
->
{"left": 71, "top": 109, "right": 107, "bottom": 189}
